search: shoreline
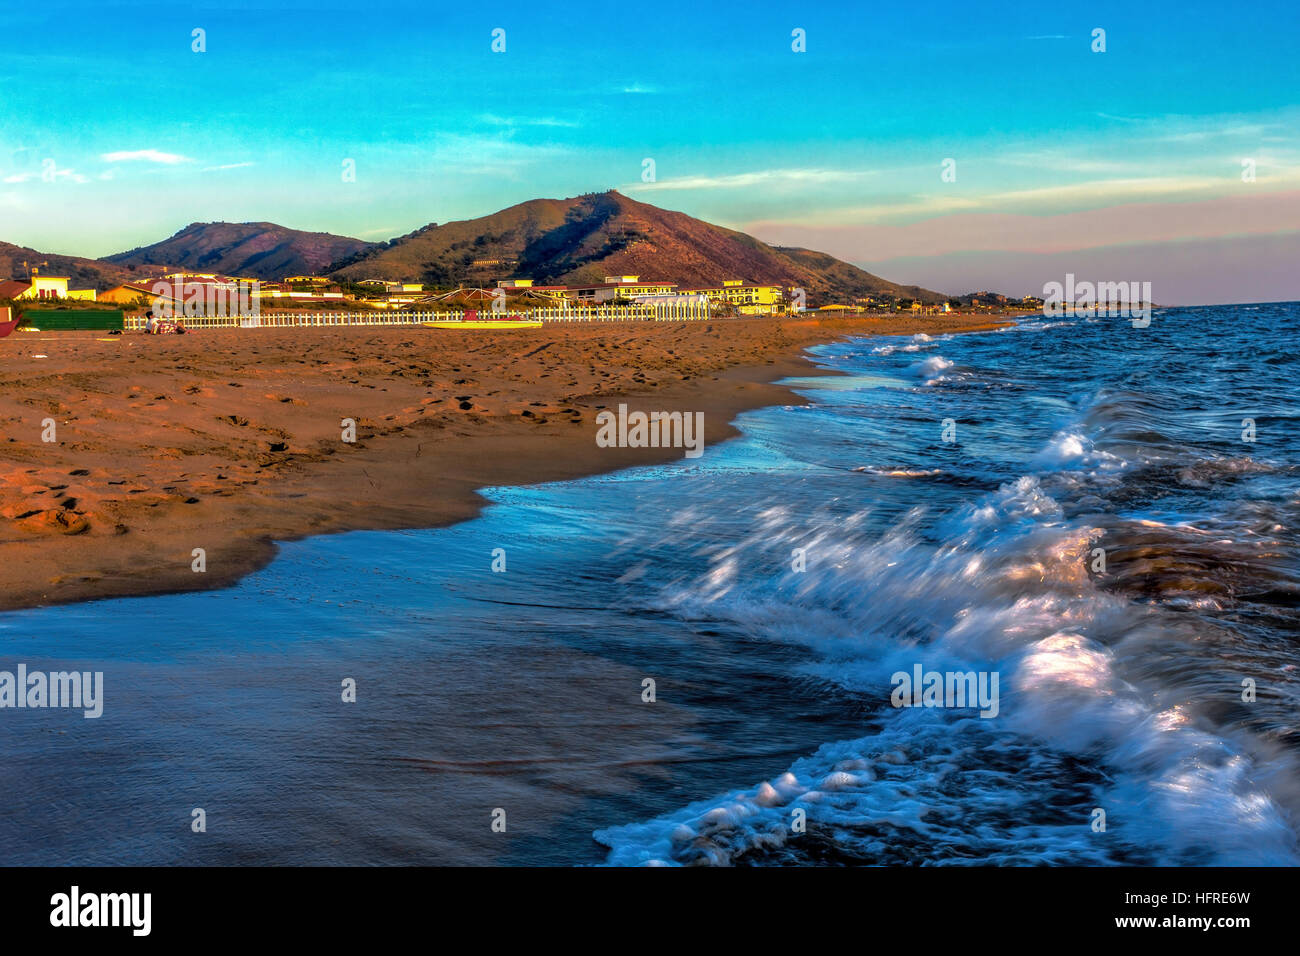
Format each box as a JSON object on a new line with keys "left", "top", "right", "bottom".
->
{"left": 0, "top": 314, "right": 1013, "bottom": 613}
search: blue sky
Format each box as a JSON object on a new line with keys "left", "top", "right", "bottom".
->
{"left": 2, "top": 0, "right": 1298, "bottom": 302}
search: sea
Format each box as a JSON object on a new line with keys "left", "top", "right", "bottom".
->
{"left": 1, "top": 302, "right": 1297, "bottom": 866}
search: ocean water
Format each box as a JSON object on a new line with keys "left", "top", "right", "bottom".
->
{"left": 2, "top": 303, "right": 1297, "bottom": 866}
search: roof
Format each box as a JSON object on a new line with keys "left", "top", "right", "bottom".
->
{"left": 678, "top": 281, "right": 781, "bottom": 292}
{"left": 0, "top": 280, "right": 32, "bottom": 298}
{"left": 154, "top": 275, "right": 234, "bottom": 285}
{"left": 571, "top": 280, "right": 678, "bottom": 290}
{"left": 107, "top": 282, "right": 159, "bottom": 292}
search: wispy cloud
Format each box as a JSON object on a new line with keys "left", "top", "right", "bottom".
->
{"left": 994, "top": 150, "right": 1151, "bottom": 175}
{"left": 200, "top": 161, "right": 256, "bottom": 171}
{"left": 100, "top": 149, "right": 192, "bottom": 165}
{"left": 417, "top": 134, "right": 569, "bottom": 176}
{"left": 479, "top": 113, "right": 580, "bottom": 128}
{"left": 629, "top": 168, "right": 878, "bottom": 191}
{"left": 1153, "top": 123, "right": 1277, "bottom": 143}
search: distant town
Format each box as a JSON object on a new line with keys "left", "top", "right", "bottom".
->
{"left": 1, "top": 267, "right": 1047, "bottom": 332}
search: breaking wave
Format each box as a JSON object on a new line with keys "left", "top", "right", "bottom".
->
{"left": 596, "top": 305, "right": 1300, "bottom": 866}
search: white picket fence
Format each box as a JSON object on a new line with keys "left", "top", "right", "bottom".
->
{"left": 123, "top": 300, "right": 710, "bottom": 332}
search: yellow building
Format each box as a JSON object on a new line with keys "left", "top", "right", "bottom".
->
{"left": 679, "top": 279, "right": 784, "bottom": 314}
{"left": 569, "top": 276, "right": 678, "bottom": 302}
{"left": 100, "top": 283, "right": 158, "bottom": 305}
{"left": 5, "top": 275, "right": 97, "bottom": 301}
{"left": 23, "top": 275, "right": 70, "bottom": 299}
{"left": 618, "top": 280, "right": 677, "bottom": 297}
{"left": 600, "top": 276, "right": 677, "bottom": 296}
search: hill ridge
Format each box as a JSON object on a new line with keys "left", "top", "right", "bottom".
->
{"left": 330, "top": 190, "right": 944, "bottom": 303}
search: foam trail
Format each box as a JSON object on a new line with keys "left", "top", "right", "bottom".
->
{"left": 597, "top": 348, "right": 1300, "bottom": 866}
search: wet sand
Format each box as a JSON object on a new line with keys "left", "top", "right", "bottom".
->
{"left": 0, "top": 314, "right": 1010, "bottom": 611}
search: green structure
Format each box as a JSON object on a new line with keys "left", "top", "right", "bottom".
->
{"left": 20, "top": 309, "right": 124, "bottom": 331}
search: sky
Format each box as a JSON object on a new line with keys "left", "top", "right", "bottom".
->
{"left": 1, "top": 0, "right": 1297, "bottom": 304}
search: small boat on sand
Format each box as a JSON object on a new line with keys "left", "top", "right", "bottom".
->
{"left": 424, "top": 309, "right": 542, "bottom": 330}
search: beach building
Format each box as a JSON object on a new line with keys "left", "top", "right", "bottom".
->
{"left": 515, "top": 286, "right": 574, "bottom": 306}
{"left": 257, "top": 282, "right": 345, "bottom": 302}
{"left": 567, "top": 276, "right": 678, "bottom": 303}
{"left": 526, "top": 285, "right": 572, "bottom": 302}
{"left": 603, "top": 276, "right": 677, "bottom": 297}
{"left": 679, "top": 279, "right": 784, "bottom": 314}
{"left": 29, "top": 275, "right": 72, "bottom": 299}
{"left": 0, "top": 275, "right": 97, "bottom": 301}
{"left": 102, "top": 275, "right": 261, "bottom": 317}
{"left": 100, "top": 282, "right": 161, "bottom": 305}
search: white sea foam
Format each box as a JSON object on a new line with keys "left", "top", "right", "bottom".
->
{"left": 906, "top": 354, "right": 954, "bottom": 383}
{"left": 597, "top": 414, "right": 1300, "bottom": 866}
{"left": 872, "top": 332, "right": 937, "bottom": 356}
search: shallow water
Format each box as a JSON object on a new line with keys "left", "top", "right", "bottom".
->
{"left": 2, "top": 303, "right": 1297, "bottom": 865}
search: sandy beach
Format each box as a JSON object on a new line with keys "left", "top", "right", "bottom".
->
{"left": 0, "top": 313, "right": 1009, "bottom": 611}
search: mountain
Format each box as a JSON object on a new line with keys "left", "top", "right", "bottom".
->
{"left": 329, "top": 191, "right": 944, "bottom": 303}
{"left": 6, "top": 193, "right": 946, "bottom": 301}
{"left": 0, "top": 241, "right": 137, "bottom": 291}
{"left": 105, "top": 222, "right": 375, "bottom": 280}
